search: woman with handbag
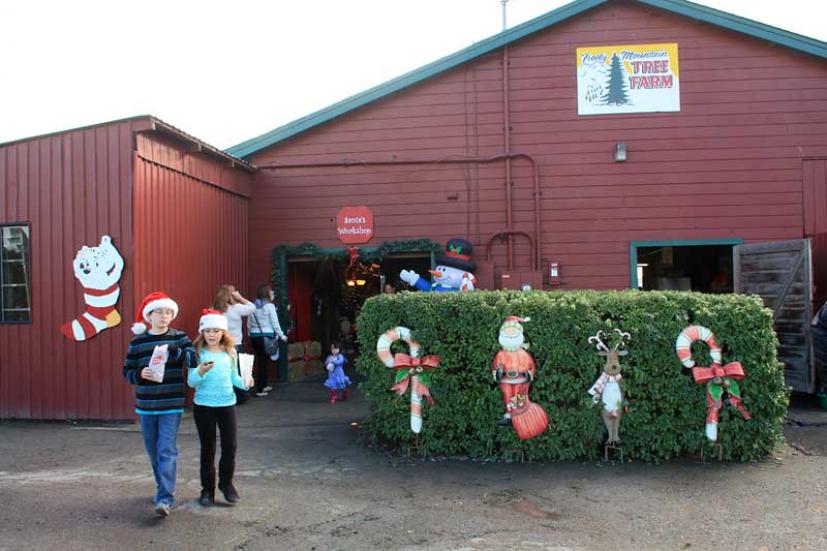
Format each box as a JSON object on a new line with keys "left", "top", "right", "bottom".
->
{"left": 247, "top": 284, "right": 288, "bottom": 397}
{"left": 213, "top": 285, "right": 257, "bottom": 404}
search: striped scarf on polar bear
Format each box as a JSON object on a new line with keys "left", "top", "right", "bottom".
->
{"left": 61, "top": 235, "right": 124, "bottom": 341}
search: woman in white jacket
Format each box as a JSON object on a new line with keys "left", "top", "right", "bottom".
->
{"left": 213, "top": 285, "right": 257, "bottom": 402}
{"left": 247, "top": 284, "right": 288, "bottom": 396}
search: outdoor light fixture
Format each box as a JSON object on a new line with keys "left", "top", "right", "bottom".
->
{"left": 614, "top": 142, "right": 627, "bottom": 162}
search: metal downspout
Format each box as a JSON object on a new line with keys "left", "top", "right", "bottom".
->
{"left": 503, "top": 46, "right": 514, "bottom": 269}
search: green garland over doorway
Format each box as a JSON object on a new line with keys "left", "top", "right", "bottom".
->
{"left": 268, "top": 238, "right": 442, "bottom": 380}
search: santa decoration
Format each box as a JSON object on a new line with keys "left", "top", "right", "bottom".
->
{"left": 400, "top": 238, "right": 477, "bottom": 292}
{"left": 131, "top": 291, "right": 179, "bottom": 335}
{"left": 492, "top": 316, "right": 549, "bottom": 440}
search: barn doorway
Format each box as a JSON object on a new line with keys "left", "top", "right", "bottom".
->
{"left": 630, "top": 239, "right": 743, "bottom": 292}
{"left": 283, "top": 251, "right": 431, "bottom": 381}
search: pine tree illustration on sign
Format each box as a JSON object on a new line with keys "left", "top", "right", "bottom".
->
{"left": 602, "top": 53, "right": 630, "bottom": 106}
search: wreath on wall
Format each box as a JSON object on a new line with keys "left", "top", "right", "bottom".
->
{"left": 269, "top": 238, "right": 443, "bottom": 333}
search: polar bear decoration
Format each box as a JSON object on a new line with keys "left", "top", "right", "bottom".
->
{"left": 61, "top": 235, "right": 125, "bottom": 341}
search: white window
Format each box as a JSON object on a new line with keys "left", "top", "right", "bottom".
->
{"left": 1, "top": 225, "right": 31, "bottom": 322}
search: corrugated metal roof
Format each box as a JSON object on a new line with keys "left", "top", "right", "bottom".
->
{"left": 149, "top": 118, "right": 256, "bottom": 173}
{"left": 226, "top": 0, "right": 827, "bottom": 158}
{"left": 1, "top": 115, "right": 256, "bottom": 172}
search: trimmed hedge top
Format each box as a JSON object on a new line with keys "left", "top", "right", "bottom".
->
{"left": 355, "top": 290, "right": 787, "bottom": 462}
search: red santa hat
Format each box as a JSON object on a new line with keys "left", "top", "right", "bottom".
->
{"left": 500, "top": 316, "right": 530, "bottom": 331}
{"left": 198, "top": 308, "right": 228, "bottom": 333}
{"left": 131, "top": 291, "right": 179, "bottom": 335}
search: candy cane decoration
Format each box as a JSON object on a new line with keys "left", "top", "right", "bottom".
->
{"left": 676, "top": 325, "right": 721, "bottom": 368}
{"left": 676, "top": 325, "right": 749, "bottom": 442}
{"left": 377, "top": 326, "right": 439, "bottom": 434}
{"left": 376, "top": 326, "right": 420, "bottom": 367}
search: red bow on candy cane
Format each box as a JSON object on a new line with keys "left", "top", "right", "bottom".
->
{"left": 391, "top": 353, "right": 441, "bottom": 404}
{"left": 691, "top": 361, "right": 745, "bottom": 384}
{"left": 692, "top": 361, "right": 751, "bottom": 423}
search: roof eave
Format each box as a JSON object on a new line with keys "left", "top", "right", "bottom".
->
{"left": 226, "top": 0, "right": 827, "bottom": 159}
{"left": 225, "top": 0, "right": 606, "bottom": 158}
{"left": 637, "top": 0, "right": 827, "bottom": 59}
{"left": 148, "top": 118, "right": 256, "bottom": 172}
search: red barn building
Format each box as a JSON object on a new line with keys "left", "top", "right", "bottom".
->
{"left": 2, "top": 0, "right": 827, "bottom": 419}
{"left": 0, "top": 116, "right": 253, "bottom": 419}
{"left": 228, "top": 0, "right": 827, "bottom": 393}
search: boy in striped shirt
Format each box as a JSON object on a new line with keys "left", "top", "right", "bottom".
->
{"left": 123, "top": 291, "right": 193, "bottom": 518}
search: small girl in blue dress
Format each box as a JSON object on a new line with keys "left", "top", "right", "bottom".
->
{"left": 323, "top": 342, "right": 351, "bottom": 404}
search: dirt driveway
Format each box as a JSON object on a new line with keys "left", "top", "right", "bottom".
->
{"left": 1, "top": 381, "right": 825, "bottom": 551}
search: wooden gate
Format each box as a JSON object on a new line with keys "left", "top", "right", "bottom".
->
{"left": 734, "top": 239, "right": 813, "bottom": 393}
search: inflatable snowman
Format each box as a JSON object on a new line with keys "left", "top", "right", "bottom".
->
{"left": 400, "top": 238, "right": 477, "bottom": 292}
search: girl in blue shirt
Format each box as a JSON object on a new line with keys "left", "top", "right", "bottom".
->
{"left": 188, "top": 309, "right": 252, "bottom": 507}
{"left": 324, "top": 342, "right": 352, "bottom": 404}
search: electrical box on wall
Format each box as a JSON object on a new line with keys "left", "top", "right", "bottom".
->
{"left": 498, "top": 270, "right": 544, "bottom": 290}
{"left": 548, "top": 261, "right": 561, "bottom": 286}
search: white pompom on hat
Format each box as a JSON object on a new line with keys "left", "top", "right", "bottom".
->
{"left": 131, "top": 291, "right": 179, "bottom": 335}
{"left": 199, "top": 308, "right": 228, "bottom": 333}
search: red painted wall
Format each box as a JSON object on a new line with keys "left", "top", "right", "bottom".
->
{"left": 0, "top": 118, "right": 253, "bottom": 420}
{"left": 0, "top": 118, "right": 147, "bottom": 419}
{"left": 804, "top": 158, "right": 827, "bottom": 310}
{"left": 133, "top": 131, "right": 252, "bottom": 352}
{"left": 247, "top": 1, "right": 827, "bottom": 290}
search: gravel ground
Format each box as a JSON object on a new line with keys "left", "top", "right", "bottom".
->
{"left": 1, "top": 381, "right": 825, "bottom": 551}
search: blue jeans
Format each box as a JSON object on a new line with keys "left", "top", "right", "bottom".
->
{"left": 139, "top": 413, "right": 181, "bottom": 506}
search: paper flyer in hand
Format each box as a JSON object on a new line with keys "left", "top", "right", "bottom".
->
{"left": 147, "top": 344, "right": 169, "bottom": 383}
{"left": 238, "top": 353, "right": 255, "bottom": 384}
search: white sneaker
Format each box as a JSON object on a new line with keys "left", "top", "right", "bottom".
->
{"left": 154, "top": 502, "right": 170, "bottom": 517}
{"left": 255, "top": 391, "right": 269, "bottom": 397}
{"left": 262, "top": 386, "right": 273, "bottom": 392}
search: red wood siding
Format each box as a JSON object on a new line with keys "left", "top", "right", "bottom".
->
{"left": 0, "top": 119, "right": 147, "bottom": 420}
{"left": 247, "top": 1, "right": 827, "bottom": 290}
{"left": 134, "top": 133, "right": 251, "bottom": 362}
{"left": 803, "top": 158, "right": 827, "bottom": 309}
{"left": 0, "top": 121, "right": 252, "bottom": 420}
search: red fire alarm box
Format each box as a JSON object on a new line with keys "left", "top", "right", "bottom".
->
{"left": 548, "top": 262, "right": 561, "bottom": 286}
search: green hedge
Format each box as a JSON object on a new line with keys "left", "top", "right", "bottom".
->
{"left": 355, "top": 290, "right": 788, "bottom": 462}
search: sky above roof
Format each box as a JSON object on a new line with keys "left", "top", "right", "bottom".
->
{"left": 2, "top": 0, "right": 825, "bottom": 150}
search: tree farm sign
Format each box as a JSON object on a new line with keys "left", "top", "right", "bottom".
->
{"left": 576, "top": 43, "right": 680, "bottom": 115}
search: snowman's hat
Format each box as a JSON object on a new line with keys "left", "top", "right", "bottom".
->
{"left": 436, "top": 238, "right": 476, "bottom": 272}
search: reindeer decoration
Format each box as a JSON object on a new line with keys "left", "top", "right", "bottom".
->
{"left": 587, "top": 329, "right": 631, "bottom": 445}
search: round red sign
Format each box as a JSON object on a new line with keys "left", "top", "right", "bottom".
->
{"left": 336, "top": 206, "right": 374, "bottom": 244}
